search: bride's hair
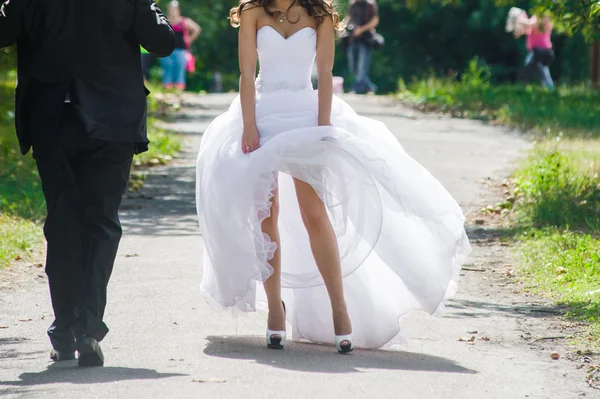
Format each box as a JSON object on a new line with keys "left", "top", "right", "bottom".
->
{"left": 229, "top": 0, "right": 340, "bottom": 29}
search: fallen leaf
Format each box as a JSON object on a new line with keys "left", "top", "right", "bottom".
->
{"left": 474, "top": 219, "right": 486, "bottom": 225}
{"left": 555, "top": 267, "right": 568, "bottom": 275}
{"left": 550, "top": 352, "right": 560, "bottom": 360}
{"left": 0, "top": 326, "right": 8, "bottom": 329}
{"left": 467, "top": 331, "right": 478, "bottom": 334}
{"left": 19, "top": 319, "right": 32, "bottom": 322}
{"left": 124, "top": 254, "right": 140, "bottom": 258}
{"left": 479, "top": 336, "right": 490, "bottom": 341}
{"left": 463, "top": 267, "right": 486, "bottom": 272}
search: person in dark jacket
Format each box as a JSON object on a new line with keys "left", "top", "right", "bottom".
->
{"left": 0, "top": 0, "right": 174, "bottom": 367}
{"left": 343, "top": 0, "right": 380, "bottom": 94}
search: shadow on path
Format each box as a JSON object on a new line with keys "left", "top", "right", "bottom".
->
{"left": 0, "top": 363, "right": 186, "bottom": 388}
{"left": 445, "top": 298, "right": 568, "bottom": 320}
{"left": 0, "top": 337, "right": 46, "bottom": 366}
{"left": 203, "top": 335, "right": 476, "bottom": 374}
{"left": 120, "top": 163, "right": 198, "bottom": 237}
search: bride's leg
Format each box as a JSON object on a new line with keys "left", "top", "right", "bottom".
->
{"left": 293, "top": 178, "right": 352, "bottom": 336}
{"left": 261, "top": 187, "right": 285, "bottom": 332}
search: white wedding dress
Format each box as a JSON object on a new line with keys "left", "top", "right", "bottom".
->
{"left": 196, "top": 26, "right": 471, "bottom": 349}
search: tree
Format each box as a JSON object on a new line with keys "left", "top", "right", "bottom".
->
{"left": 524, "top": 1, "right": 600, "bottom": 40}
{"left": 418, "top": 0, "right": 600, "bottom": 84}
{"left": 415, "top": 0, "right": 600, "bottom": 39}
{"left": 498, "top": 0, "right": 600, "bottom": 85}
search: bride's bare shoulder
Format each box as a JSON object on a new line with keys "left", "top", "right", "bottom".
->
{"left": 239, "top": 3, "right": 267, "bottom": 18}
{"left": 232, "top": 2, "right": 267, "bottom": 27}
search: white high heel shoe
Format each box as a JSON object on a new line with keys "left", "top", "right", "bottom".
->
{"left": 335, "top": 334, "right": 354, "bottom": 354}
{"left": 266, "top": 301, "right": 286, "bottom": 349}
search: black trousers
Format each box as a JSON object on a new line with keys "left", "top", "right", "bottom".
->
{"left": 33, "top": 104, "right": 135, "bottom": 351}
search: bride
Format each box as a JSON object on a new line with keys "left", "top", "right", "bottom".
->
{"left": 195, "top": 0, "right": 471, "bottom": 353}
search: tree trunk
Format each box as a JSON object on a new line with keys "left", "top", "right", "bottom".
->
{"left": 592, "top": 41, "right": 600, "bottom": 87}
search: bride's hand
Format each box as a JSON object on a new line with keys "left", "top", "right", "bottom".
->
{"left": 241, "top": 125, "right": 260, "bottom": 154}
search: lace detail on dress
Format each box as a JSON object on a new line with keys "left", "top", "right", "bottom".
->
{"left": 256, "top": 80, "right": 312, "bottom": 94}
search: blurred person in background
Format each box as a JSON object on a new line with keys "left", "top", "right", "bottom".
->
{"left": 341, "top": 0, "right": 380, "bottom": 94}
{"left": 161, "top": 0, "right": 201, "bottom": 90}
{"left": 506, "top": 7, "right": 555, "bottom": 90}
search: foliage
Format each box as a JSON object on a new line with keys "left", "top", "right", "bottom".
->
{"left": 350, "top": 0, "right": 590, "bottom": 91}
{"left": 135, "top": 122, "right": 182, "bottom": 166}
{"left": 514, "top": 147, "right": 600, "bottom": 231}
{"left": 417, "top": 0, "right": 600, "bottom": 40}
{"left": 0, "top": 78, "right": 44, "bottom": 268}
{"left": 0, "top": 1, "right": 593, "bottom": 93}
{"left": 500, "top": 0, "right": 600, "bottom": 40}
{"left": 144, "top": 0, "right": 592, "bottom": 93}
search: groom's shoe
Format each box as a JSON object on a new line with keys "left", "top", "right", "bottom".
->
{"left": 75, "top": 335, "right": 104, "bottom": 367}
{"left": 50, "top": 349, "right": 76, "bottom": 362}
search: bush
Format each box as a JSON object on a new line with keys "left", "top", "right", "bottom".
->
{"left": 515, "top": 149, "right": 600, "bottom": 231}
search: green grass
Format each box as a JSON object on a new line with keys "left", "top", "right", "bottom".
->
{"left": 513, "top": 144, "right": 600, "bottom": 231}
{"left": 0, "top": 214, "right": 41, "bottom": 268}
{"left": 518, "top": 229, "right": 600, "bottom": 320}
{"left": 398, "top": 60, "right": 600, "bottom": 139}
{"left": 399, "top": 60, "right": 600, "bottom": 345}
{"left": 517, "top": 229, "right": 600, "bottom": 345}
{"left": 0, "top": 77, "right": 182, "bottom": 268}
{"left": 511, "top": 143, "right": 600, "bottom": 345}
{"left": 135, "top": 121, "right": 182, "bottom": 166}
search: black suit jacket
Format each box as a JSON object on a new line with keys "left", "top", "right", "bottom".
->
{"left": 0, "top": 0, "right": 175, "bottom": 155}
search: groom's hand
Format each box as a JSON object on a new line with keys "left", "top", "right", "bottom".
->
{"left": 133, "top": 0, "right": 175, "bottom": 58}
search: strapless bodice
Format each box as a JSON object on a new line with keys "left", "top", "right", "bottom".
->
{"left": 256, "top": 26, "right": 316, "bottom": 93}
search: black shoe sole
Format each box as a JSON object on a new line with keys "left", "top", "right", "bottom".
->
{"left": 50, "top": 350, "right": 76, "bottom": 362}
{"left": 267, "top": 337, "right": 284, "bottom": 350}
{"left": 76, "top": 339, "right": 104, "bottom": 367}
{"left": 337, "top": 344, "right": 354, "bottom": 354}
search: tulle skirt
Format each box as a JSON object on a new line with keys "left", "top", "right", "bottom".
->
{"left": 196, "top": 90, "right": 471, "bottom": 349}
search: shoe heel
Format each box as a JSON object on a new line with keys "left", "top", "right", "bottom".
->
{"left": 335, "top": 334, "right": 354, "bottom": 354}
{"left": 76, "top": 336, "right": 104, "bottom": 367}
{"left": 266, "top": 329, "right": 287, "bottom": 349}
{"left": 266, "top": 301, "right": 286, "bottom": 349}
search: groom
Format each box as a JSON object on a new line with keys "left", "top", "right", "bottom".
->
{"left": 0, "top": 0, "right": 174, "bottom": 366}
